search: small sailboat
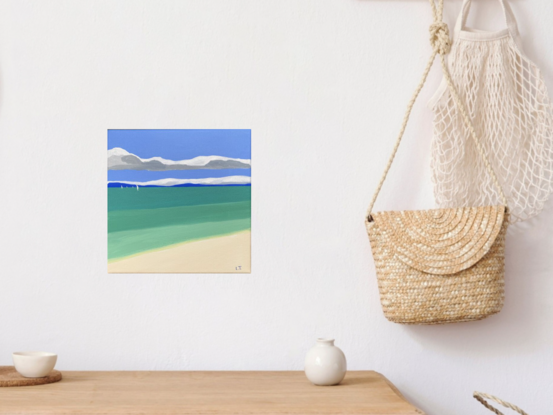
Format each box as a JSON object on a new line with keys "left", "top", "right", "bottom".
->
{"left": 136, "top": 185, "right": 139, "bottom": 191}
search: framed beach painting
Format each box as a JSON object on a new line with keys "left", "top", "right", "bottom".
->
{"left": 107, "top": 129, "right": 251, "bottom": 273}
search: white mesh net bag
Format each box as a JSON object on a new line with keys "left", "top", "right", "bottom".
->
{"left": 429, "top": 0, "right": 553, "bottom": 222}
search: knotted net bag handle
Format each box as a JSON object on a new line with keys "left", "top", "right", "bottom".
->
{"left": 366, "top": 0, "right": 508, "bottom": 221}
{"left": 474, "top": 392, "right": 529, "bottom": 415}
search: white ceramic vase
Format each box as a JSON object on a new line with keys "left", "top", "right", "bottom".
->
{"left": 304, "top": 338, "right": 347, "bottom": 386}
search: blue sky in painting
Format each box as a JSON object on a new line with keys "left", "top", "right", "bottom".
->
{"left": 108, "top": 129, "right": 251, "bottom": 184}
{"left": 108, "top": 129, "right": 251, "bottom": 160}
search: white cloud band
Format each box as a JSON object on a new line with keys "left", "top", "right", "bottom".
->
{"left": 108, "top": 176, "right": 251, "bottom": 187}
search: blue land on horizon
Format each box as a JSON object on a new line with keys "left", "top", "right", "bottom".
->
{"left": 108, "top": 183, "right": 251, "bottom": 188}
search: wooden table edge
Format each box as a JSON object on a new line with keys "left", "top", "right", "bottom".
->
{"left": 0, "top": 370, "right": 426, "bottom": 415}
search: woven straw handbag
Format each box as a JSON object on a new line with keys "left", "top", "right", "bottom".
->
{"left": 474, "top": 392, "right": 528, "bottom": 415}
{"left": 365, "top": 0, "right": 509, "bottom": 325}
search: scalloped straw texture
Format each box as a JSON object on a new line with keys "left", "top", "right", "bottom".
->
{"left": 365, "top": 205, "right": 508, "bottom": 324}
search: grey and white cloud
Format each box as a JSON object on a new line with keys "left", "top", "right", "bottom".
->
{"left": 108, "top": 148, "right": 251, "bottom": 171}
{"left": 109, "top": 176, "right": 251, "bottom": 187}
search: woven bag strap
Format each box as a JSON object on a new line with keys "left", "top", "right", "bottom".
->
{"left": 474, "top": 392, "right": 529, "bottom": 415}
{"left": 365, "top": 0, "right": 508, "bottom": 221}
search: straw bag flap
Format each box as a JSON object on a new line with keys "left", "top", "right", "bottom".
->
{"left": 366, "top": 205, "right": 505, "bottom": 275}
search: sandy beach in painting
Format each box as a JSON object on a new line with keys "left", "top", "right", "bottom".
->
{"left": 108, "top": 230, "right": 251, "bottom": 273}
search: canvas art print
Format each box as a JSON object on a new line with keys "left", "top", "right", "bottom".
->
{"left": 107, "top": 129, "right": 251, "bottom": 273}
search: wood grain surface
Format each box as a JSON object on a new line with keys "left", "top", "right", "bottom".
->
{"left": 0, "top": 371, "right": 424, "bottom": 415}
{"left": 0, "top": 366, "right": 62, "bottom": 387}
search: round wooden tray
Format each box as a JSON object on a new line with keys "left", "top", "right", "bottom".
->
{"left": 0, "top": 366, "right": 62, "bottom": 387}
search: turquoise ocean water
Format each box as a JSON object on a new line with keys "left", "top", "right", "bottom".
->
{"left": 108, "top": 186, "right": 251, "bottom": 261}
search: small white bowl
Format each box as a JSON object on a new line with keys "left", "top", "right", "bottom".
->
{"left": 13, "top": 352, "right": 57, "bottom": 378}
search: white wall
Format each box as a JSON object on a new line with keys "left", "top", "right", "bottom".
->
{"left": 0, "top": 0, "right": 552, "bottom": 413}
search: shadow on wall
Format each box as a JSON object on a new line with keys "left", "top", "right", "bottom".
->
{"left": 404, "top": 198, "right": 553, "bottom": 357}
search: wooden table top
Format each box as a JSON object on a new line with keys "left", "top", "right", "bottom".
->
{"left": 0, "top": 371, "right": 424, "bottom": 415}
